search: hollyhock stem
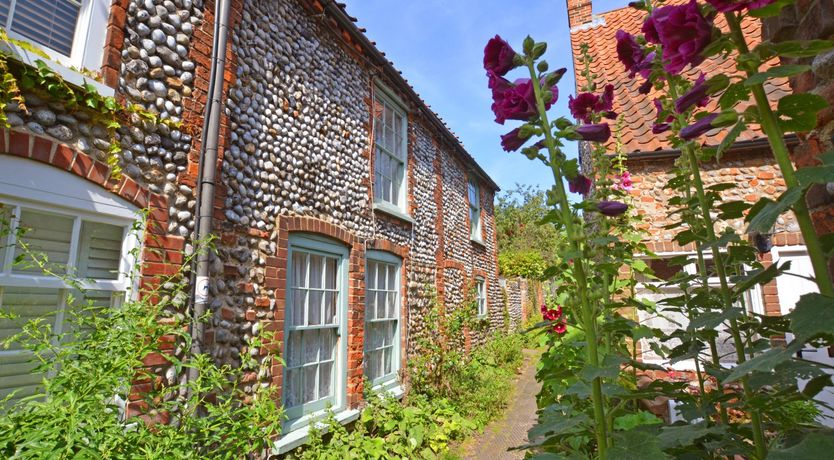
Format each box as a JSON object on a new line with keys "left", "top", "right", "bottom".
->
{"left": 724, "top": 12, "right": 834, "bottom": 297}
{"left": 682, "top": 142, "right": 768, "bottom": 459}
{"left": 526, "top": 60, "right": 609, "bottom": 457}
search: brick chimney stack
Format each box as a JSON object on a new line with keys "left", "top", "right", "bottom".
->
{"left": 567, "top": 0, "right": 592, "bottom": 29}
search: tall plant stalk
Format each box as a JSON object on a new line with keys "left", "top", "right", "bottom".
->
{"left": 724, "top": 11, "right": 834, "bottom": 297}
{"left": 526, "top": 60, "right": 609, "bottom": 457}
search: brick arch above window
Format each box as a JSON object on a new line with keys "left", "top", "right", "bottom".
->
{"left": 0, "top": 129, "right": 160, "bottom": 210}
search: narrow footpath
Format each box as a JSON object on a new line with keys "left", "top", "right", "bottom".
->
{"left": 457, "top": 349, "right": 542, "bottom": 460}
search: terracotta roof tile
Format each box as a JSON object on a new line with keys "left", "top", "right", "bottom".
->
{"left": 569, "top": 2, "right": 790, "bottom": 154}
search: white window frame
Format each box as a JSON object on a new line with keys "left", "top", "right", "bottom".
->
{"left": 475, "top": 277, "right": 487, "bottom": 319}
{"left": 1, "top": 0, "right": 109, "bottom": 71}
{"left": 468, "top": 177, "right": 483, "bottom": 243}
{"left": 372, "top": 84, "right": 409, "bottom": 217}
{"left": 634, "top": 251, "right": 764, "bottom": 369}
{"left": 0, "top": 155, "right": 139, "bottom": 403}
{"left": 282, "top": 234, "right": 349, "bottom": 433}
{"left": 364, "top": 250, "right": 401, "bottom": 391}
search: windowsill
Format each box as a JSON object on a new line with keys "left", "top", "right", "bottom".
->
{"left": 272, "top": 408, "right": 360, "bottom": 455}
{"left": 373, "top": 202, "right": 414, "bottom": 224}
{"left": 371, "top": 382, "right": 405, "bottom": 399}
{"left": 470, "top": 236, "right": 486, "bottom": 247}
{"left": 0, "top": 41, "right": 115, "bottom": 97}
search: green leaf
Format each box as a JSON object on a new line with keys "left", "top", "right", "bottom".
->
{"left": 657, "top": 424, "right": 726, "bottom": 449}
{"left": 746, "top": 186, "right": 804, "bottom": 234}
{"left": 777, "top": 93, "right": 829, "bottom": 132}
{"left": 719, "top": 83, "right": 750, "bottom": 110}
{"left": 715, "top": 120, "right": 746, "bottom": 161}
{"left": 725, "top": 341, "right": 802, "bottom": 382}
{"left": 789, "top": 293, "right": 834, "bottom": 342}
{"left": 802, "top": 374, "right": 832, "bottom": 398}
{"left": 768, "top": 433, "right": 834, "bottom": 460}
{"left": 606, "top": 429, "right": 667, "bottom": 460}
{"left": 717, "top": 200, "right": 752, "bottom": 220}
{"left": 796, "top": 165, "right": 834, "bottom": 187}
{"left": 745, "top": 65, "right": 810, "bottom": 86}
{"left": 613, "top": 412, "right": 662, "bottom": 431}
{"left": 772, "top": 39, "right": 834, "bottom": 58}
{"left": 748, "top": 0, "right": 796, "bottom": 18}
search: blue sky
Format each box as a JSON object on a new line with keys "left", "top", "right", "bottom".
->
{"left": 348, "top": 0, "right": 630, "bottom": 193}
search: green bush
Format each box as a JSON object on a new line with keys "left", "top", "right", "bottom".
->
{"left": 0, "top": 229, "right": 283, "bottom": 459}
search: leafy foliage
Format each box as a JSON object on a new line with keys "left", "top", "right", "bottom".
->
{"left": 495, "top": 185, "right": 563, "bottom": 279}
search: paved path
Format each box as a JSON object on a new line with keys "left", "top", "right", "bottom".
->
{"left": 457, "top": 349, "right": 542, "bottom": 460}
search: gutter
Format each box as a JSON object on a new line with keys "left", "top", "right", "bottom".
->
{"left": 318, "top": 0, "right": 500, "bottom": 192}
{"left": 188, "top": 0, "right": 231, "bottom": 386}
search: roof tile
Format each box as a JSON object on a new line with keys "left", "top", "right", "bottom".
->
{"left": 569, "top": 2, "right": 790, "bottom": 154}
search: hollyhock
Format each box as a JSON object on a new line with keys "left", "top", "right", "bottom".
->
{"left": 490, "top": 77, "right": 557, "bottom": 125}
{"left": 614, "top": 171, "right": 633, "bottom": 192}
{"left": 642, "top": 0, "right": 713, "bottom": 74}
{"left": 653, "top": 98, "right": 674, "bottom": 134}
{"left": 541, "top": 304, "right": 563, "bottom": 322}
{"left": 483, "top": 35, "right": 519, "bottom": 76}
{"left": 706, "top": 0, "right": 775, "bottom": 12}
{"left": 576, "top": 123, "right": 611, "bottom": 143}
{"left": 568, "top": 174, "right": 592, "bottom": 195}
{"left": 674, "top": 73, "right": 710, "bottom": 114}
{"left": 598, "top": 200, "right": 628, "bottom": 216}
{"left": 616, "top": 30, "right": 647, "bottom": 78}
{"left": 680, "top": 113, "right": 718, "bottom": 140}
{"left": 553, "top": 322, "right": 567, "bottom": 334}
{"left": 569, "top": 92, "right": 599, "bottom": 124}
{"left": 500, "top": 128, "right": 528, "bottom": 152}
{"left": 638, "top": 79, "right": 653, "bottom": 95}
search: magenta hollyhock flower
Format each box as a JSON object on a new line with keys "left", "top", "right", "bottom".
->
{"left": 652, "top": 98, "right": 674, "bottom": 134}
{"left": 706, "top": 0, "right": 775, "bottom": 12}
{"left": 483, "top": 35, "right": 519, "bottom": 76}
{"left": 642, "top": 0, "right": 714, "bottom": 74}
{"left": 552, "top": 322, "right": 567, "bottom": 334}
{"left": 616, "top": 30, "right": 644, "bottom": 76}
{"left": 674, "top": 73, "right": 710, "bottom": 114}
{"left": 652, "top": 123, "right": 671, "bottom": 134}
{"left": 576, "top": 123, "right": 611, "bottom": 143}
{"left": 598, "top": 200, "right": 628, "bottom": 216}
{"left": 598, "top": 84, "right": 615, "bottom": 113}
{"left": 490, "top": 77, "right": 557, "bottom": 125}
{"left": 614, "top": 171, "right": 633, "bottom": 192}
{"left": 568, "top": 174, "right": 592, "bottom": 195}
{"left": 680, "top": 113, "right": 719, "bottom": 140}
{"left": 542, "top": 305, "right": 563, "bottom": 322}
{"left": 500, "top": 128, "right": 528, "bottom": 152}
{"left": 568, "top": 92, "right": 599, "bottom": 124}
{"left": 638, "top": 79, "right": 653, "bottom": 95}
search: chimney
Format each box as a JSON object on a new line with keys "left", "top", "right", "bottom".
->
{"left": 567, "top": 0, "right": 592, "bottom": 29}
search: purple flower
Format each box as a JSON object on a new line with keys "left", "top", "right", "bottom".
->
{"left": 616, "top": 30, "right": 651, "bottom": 78}
{"left": 652, "top": 98, "right": 674, "bottom": 133}
{"left": 680, "top": 113, "right": 718, "bottom": 140}
{"left": 568, "top": 92, "right": 599, "bottom": 124}
{"left": 638, "top": 79, "right": 653, "bottom": 95}
{"left": 568, "top": 174, "right": 592, "bottom": 195}
{"left": 489, "top": 76, "right": 557, "bottom": 125}
{"left": 642, "top": 0, "right": 714, "bottom": 75}
{"left": 568, "top": 85, "right": 616, "bottom": 124}
{"left": 674, "top": 73, "right": 710, "bottom": 114}
{"left": 652, "top": 123, "right": 671, "bottom": 134}
{"left": 576, "top": 123, "right": 611, "bottom": 143}
{"left": 598, "top": 200, "right": 628, "bottom": 217}
{"left": 484, "top": 35, "right": 519, "bottom": 76}
{"left": 500, "top": 128, "right": 528, "bottom": 152}
{"left": 706, "top": 0, "right": 775, "bottom": 12}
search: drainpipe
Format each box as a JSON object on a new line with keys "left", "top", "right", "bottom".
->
{"left": 189, "top": 0, "right": 231, "bottom": 386}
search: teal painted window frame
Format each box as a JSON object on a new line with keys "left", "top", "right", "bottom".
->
{"left": 282, "top": 234, "right": 349, "bottom": 432}
{"left": 468, "top": 177, "right": 482, "bottom": 241}
{"left": 475, "top": 277, "right": 487, "bottom": 319}
{"left": 364, "top": 250, "right": 402, "bottom": 390}
{"left": 372, "top": 84, "right": 409, "bottom": 213}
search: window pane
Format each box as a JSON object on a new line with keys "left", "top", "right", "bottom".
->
{"left": 320, "top": 330, "right": 334, "bottom": 361}
{"left": 9, "top": 0, "right": 81, "bottom": 56}
{"left": 325, "top": 257, "right": 337, "bottom": 290}
{"left": 366, "top": 349, "right": 378, "bottom": 381}
{"left": 0, "top": 287, "right": 61, "bottom": 350}
{"left": 367, "top": 262, "right": 377, "bottom": 290}
{"left": 291, "top": 252, "right": 307, "bottom": 288}
{"left": 376, "top": 292, "right": 386, "bottom": 319}
{"left": 309, "top": 255, "right": 323, "bottom": 289}
{"left": 302, "top": 366, "right": 317, "bottom": 404}
{"left": 77, "top": 221, "right": 124, "bottom": 280}
{"left": 323, "top": 291, "right": 337, "bottom": 325}
{"left": 318, "top": 361, "right": 332, "bottom": 400}
{"left": 285, "top": 368, "right": 300, "bottom": 408}
{"left": 291, "top": 289, "right": 306, "bottom": 326}
{"left": 387, "top": 292, "right": 397, "bottom": 318}
{"left": 307, "top": 291, "right": 322, "bottom": 326}
{"left": 285, "top": 331, "right": 301, "bottom": 368}
{"left": 13, "top": 209, "right": 74, "bottom": 275}
{"left": 303, "top": 329, "right": 319, "bottom": 364}
{"left": 366, "top": 289, "right": 376, "bottom": 320}
{"left": 383, "top": 347, "right": 392, "bottom": 375}
{"left": 376, "top": 266, "right": 386, "bottom": 293}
